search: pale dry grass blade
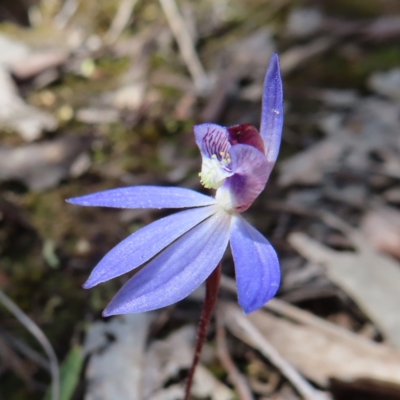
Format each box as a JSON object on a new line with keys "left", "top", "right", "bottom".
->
{"left": 105, "top": 0, "right": 138, "bottom": 44}
{"left": 159, "top": 0, "right": 209, "bottom": 93}
{"left": 221, "top": 303, "right": 329, "bottom": 400}
{"left": 0, "top": 289, "right": 60, "bottom": 400}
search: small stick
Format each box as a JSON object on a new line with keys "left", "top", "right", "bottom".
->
{"left": 0, "top": 290, "right": 60, "bottom": 400}
{"left": 222, "top": 303, "right": 327, "bottom": 400}
{"left": 54, "top": 0, "right": 79, "bottom": 29}
{"left": 104, "top": 0, "right": 138, "bottom": 44}
{"left": 158, "top": 0, "right": 209, "bottom": 93}
{"left": 184, "top": 263, "right": 222, "bottom": 400}
{"left": 216, "top": 310, "right": 254, "bottom": 400}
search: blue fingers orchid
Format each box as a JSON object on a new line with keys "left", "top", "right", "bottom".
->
{"left": 68, "top": 53, "right": 283, "bottom": 316}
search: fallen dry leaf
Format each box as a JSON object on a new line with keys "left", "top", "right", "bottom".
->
{"left": 222, "top": 302, "right": 400, "bottom": 390}
{"left": 361, "top": 205, "right": 400, "bottom": 260}
{"left": 383, "top": 186, "right": 400, "bottom": 204}
{"left": 84, "top": 313, "right": 152, "bottom": 400}
{"left": 143, "top": 325, "right": 234, "bottom": 400}
{"left": 289, "top": 227, "right": 400, "bottom": 348}
{"left": 0, "top": 32, "right": 68, "bottom": 80}
{"left": 221, "top": 303, "right": 330, "bottom": 400}
{"left": 278, "top": 138, "right": 345, "bottom": 186}
{"left": 76, "top": 108, "right": 119, "bottom": 124}
{"left": 280, "top": 37, "right": 335, "bottom": 76}
{"left": 225, "top": 29, "right": 275, "bottom": 81}
{"left": 0, "top": 136, "right": 92, "bottom": 190}
{"left": 279, "top": 96, "right": 400, "bottom": 187}
{"left": 11, "top": 50, "right": 68, "bottom": 80}
{"left": 285, "top": 7, "right": 323, "bottom": 39}
{"left": 368, "top": 68, "right": 400, "bottom": 101}
{"left": 0, "top": 66, "right": 57, "bottom": 141}
{"left": 113, "top": 56, "right": 148, "bottom": 111}
{"left": 363, "top": 15, "right": 400, "bottom": 41}
{"left": 0, "top": 34, "right": 30, "bottom": 67}
{"left": 249, "top": 308, "right": 400, "bottom": 387}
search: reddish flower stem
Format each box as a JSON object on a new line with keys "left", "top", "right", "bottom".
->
{"left": 183, "top": 263, "right": 222, "bottom": 400}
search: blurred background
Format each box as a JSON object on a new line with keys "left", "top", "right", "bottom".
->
{"left": 2, "top": 0, "right": 400, "bottom": 399}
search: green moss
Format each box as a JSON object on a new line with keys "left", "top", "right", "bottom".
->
{"left": 361, "top": 47, "right": 400, "bottom": 72}
{"left": 96, "top": 55, "right": 131, "bottom": 76}
{"left": 156, "top": 84, "right": 183, "bottom": 102}
{"left": 0, "top": 22, "right": 68, "bottom": 49}
{"left": 24, "top": 191, "right": 71, "bottom": 241}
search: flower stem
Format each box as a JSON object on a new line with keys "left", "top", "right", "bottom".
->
{"left": 184, "top": 263, "right": 222, "bottom": 400}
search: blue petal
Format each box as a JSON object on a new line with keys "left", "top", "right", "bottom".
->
{"left": 230, "top": 215, "right": 280, "bottom": 314}
{"left": 84, "top": 205, "right": 218, "bottom": 288}
{"left": 67, "top": 186, "right": 216, "bottom": 209}
{"left": 103, "top": 210, "right": 231, "bottom": 315}
{"left": 260, "top": 53, "right": 284, "bottom": 165}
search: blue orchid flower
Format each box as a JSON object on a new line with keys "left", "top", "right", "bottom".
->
{"left": 68, "top": 53, "right": 283, "bottom": 316}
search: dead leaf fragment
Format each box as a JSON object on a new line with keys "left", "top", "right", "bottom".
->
{"left": 279, "top": 97, "right": 400, "bottom": 187}
{"left": 0, "top": 32, "right": 68, "bottom": 80}
{"left": 76, "top": 108, "right": 119, "bottom": 124}
{"left": 226, "top": 29, "right": 275, "bottom": 81}
{"left": 0, "top": 136, "right": 92, "bottom": 190}
{"left": 143, "top": 325, "right": 234, "bottom": 400}
{"left": 247, "top": 308, "right": 400, "bottom": 387}
{"left": 222, "top": 303, "right": 330, "bottom": 400}
{"left": 368, "top": 68, "right": 400, "bottom": 101}
{"left": 285, "top": 8, "right": 323, "bottom": 39}
{"left": 361, "top": 205, "right": 400, "bottom": 260}
{"left": 383, "top": 187, "right": 400, "bottom": 204}
{"left": 0, "top": 66, "right": 57, "bottom": 141}
{"left": 84, "top": 314, "right": 152, "bottom": 400}
{"left": 289, "top": 229, "right": 400, "bottom": 348}
{"left": 279, "top": 138, "right": 345, "bottom": 186}
{"left": 113, "top": 57, "right": 148, "bottom": 111}
{"left": 363, "top": 15, "right": 400, "bottom": 41}
{"left": 0, "top": 34, "right": 30, "bottom": 67}
{"left": 280, "top": 37, "right": 335, "bottom": 76}
{"left": 11, "top": 51, "right": 68, "bottom": 80}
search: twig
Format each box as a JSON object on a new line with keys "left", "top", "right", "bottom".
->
{"left": 158, "top": 0, "right": 209, "bottom": 93}
{"left": 266, "top": 201, "right": 365, "bottom": 251}
{"left": 216, "top": 310, "right": 254, "bottom": 400}
{"left": 221, "top": 303, "right": 326, "bottom": 400}
{"left": 0, "top": 290, "right": 60, "bottom": 400}
{"left": 54, "top": 0, "right": 79, "bottom": 29}
{"left": 280, "top": 37, "right": 336, "bottom": 76}
{"left": 104, "top": 0, "right": 138, "bottom": 44}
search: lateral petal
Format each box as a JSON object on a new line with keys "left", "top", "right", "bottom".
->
{"left": 83, "top": 205, "right": 218, "bottom": 288}
{"left": 67, "top": 186, "right": 216, "bottom": 209}
{"left": 260, "top": 53, "right": 284, "bottom": 165}
{"left": 230, "top": 215, "right": 280, "bottom": 313}
{"left": 103, "top": 209, "right": 231, "bottom": 315}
